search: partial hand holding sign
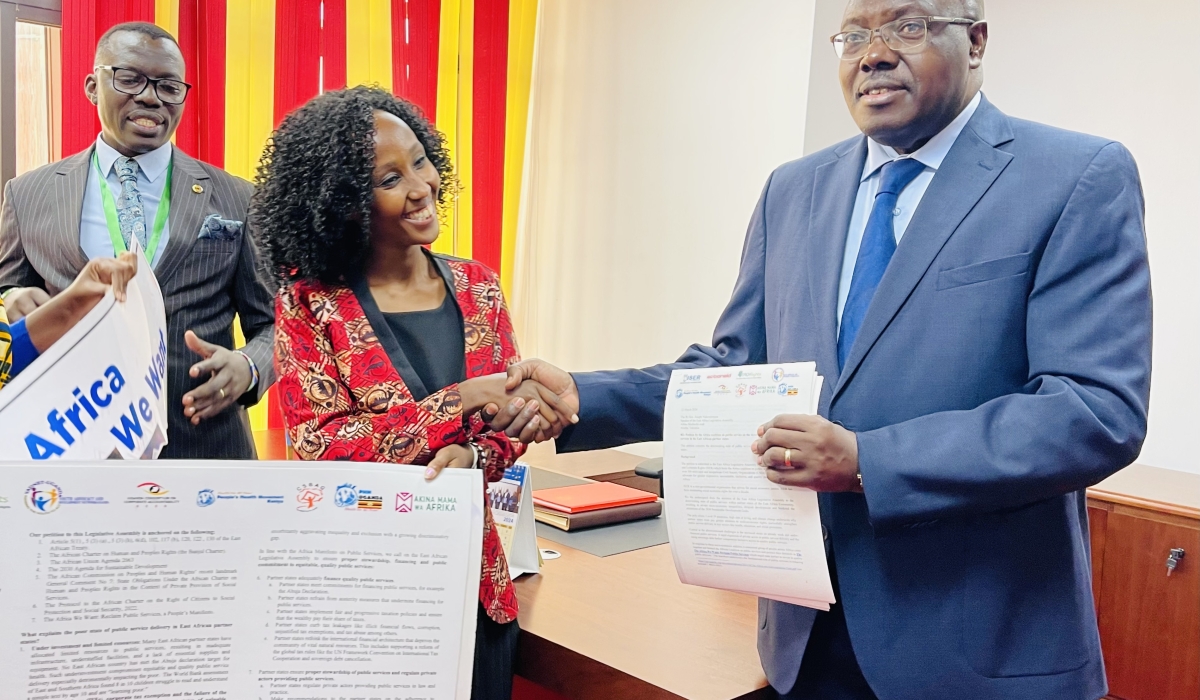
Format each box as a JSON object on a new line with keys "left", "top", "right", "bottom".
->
{"left": 751, "top": 414, "right": 862, "bottom": 492}
{"left": 182, "top": 330, "right": 253, "bottom": 424}
{"left": 24, "top": 252, "right": 139, "bottom": 352}
{"left": 2, "top": 287, "right": 51, "bottom": 322}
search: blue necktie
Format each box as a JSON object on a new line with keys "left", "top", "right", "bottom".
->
{"left": 837, "top": 157, "right": 926, "bottom": 369}
{"left": 114, "top": 156, "right": 148, "bottom": 251}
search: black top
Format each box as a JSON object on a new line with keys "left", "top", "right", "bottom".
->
{"left": 380, "top": 290, "right": 466, "bottom": 401}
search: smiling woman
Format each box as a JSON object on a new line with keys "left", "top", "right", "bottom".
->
{"left": 251, "top": 85, "right": 574, "bottom": 700}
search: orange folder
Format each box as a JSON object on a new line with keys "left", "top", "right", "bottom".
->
{"left": 532, "top": 482, "right": 659, "bottom": 514}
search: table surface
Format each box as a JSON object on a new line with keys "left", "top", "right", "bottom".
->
{"left": 514, "top": 444, "right": 770, "bottom": 700}
{"left": 1090, "top": 463, "right": 1200, "bottom": 518}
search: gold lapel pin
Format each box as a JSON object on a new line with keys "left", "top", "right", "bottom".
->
{"left": 192, "top": 184, "right": 204, "bottom": 194}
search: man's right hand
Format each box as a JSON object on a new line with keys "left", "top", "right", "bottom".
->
{"left": 496, "top": 359, "right": 580, "bottom": 442}
{"left": 2, "top": 286, "right": 51, "bottom": 322}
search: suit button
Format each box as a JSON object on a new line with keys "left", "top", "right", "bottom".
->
{"left": 822, "top": 525, "right": 829, "bottom": 541}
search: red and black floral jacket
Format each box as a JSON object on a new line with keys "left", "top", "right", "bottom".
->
{"left": 275, "top": 255, "right": 523, "bottom": 624}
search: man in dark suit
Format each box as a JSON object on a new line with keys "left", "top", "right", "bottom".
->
{"left": 503, "top": 0, "right": 1152, "bottom": 698}
{"left": 0, "top": 22, "right": 275, "bottom": 459}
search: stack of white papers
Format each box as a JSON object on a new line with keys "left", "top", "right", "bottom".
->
{"left": 663, "top": 362, "right": 835, "bottom": 610}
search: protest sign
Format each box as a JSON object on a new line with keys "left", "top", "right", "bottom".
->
{"left": 0, "top": 248, "right": 169, "bottom": 460}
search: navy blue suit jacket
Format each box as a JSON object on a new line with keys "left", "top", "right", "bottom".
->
{"left": 557, "top": 96, "right": 1152, "bottom": 699}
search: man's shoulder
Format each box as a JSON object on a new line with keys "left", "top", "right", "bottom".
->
{"left": 174, "top": 151, "right": 254, "bottom": 198}
{"left": 765, "top": 135, "right": 862, "bottom": 191}
{"left": 6, "top": 150, "right": 90, "bottom": 196}
{"left": 1002, "top": 114, "right": 1122, "bottom": 159}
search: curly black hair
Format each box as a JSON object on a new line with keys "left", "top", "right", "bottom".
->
{"left": 250, "top": 86, "right": 457, "bottom": 284}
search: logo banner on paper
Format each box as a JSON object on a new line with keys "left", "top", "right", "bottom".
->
{"left": 0, "top": 244, "right": 169, "bottom": 461}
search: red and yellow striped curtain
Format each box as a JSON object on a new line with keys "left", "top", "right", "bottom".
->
{"left": 61, "top": 0, "right": 539, "bottom": 436}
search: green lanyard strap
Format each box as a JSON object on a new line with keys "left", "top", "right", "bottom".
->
{"left": 92, "top": 149, "right": 172, "bottom": 262}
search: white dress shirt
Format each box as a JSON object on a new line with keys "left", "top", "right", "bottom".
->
{"left": 80, "top": 135, "right": 173, "bottom": 269}
{"left": 836, "top": 91, "right": 982, "bottom": 326}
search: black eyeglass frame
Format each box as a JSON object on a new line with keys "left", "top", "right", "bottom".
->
{"left": 830, "top": 16, "right": 978, "bottom": 61}
{"left": 93, "top": 65, "right": 193, "bottom": 105}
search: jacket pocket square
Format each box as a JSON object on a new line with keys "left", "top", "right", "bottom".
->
{"left": 198, "top": 215, "right": 243, "bottom": 241}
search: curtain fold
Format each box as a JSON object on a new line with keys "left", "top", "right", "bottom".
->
{"left": 510, "top": 0, "right": 814, "bottom": 372}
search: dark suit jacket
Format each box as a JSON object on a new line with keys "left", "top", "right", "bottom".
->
{"left": 0, "top": 146, "right": 277, "bottom": 459}
{"left": 557, "top": 96, "right": 1152, "bottom": 699}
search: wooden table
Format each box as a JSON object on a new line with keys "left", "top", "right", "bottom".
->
{"left": 249, "top": 432, "right": 1198, "bottom": 699}
{"left": 514, "top": 445, "right": 771, "bottom": 700}
{"left": 521, "top": 441, "right": 661, "bottom": 493}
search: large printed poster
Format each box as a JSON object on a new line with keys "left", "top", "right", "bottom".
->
{"left": 0, "top": 249, "right": 169, "bottom": 462}
{"left": 0, "top": 462, "right": 485, "bottom": 699}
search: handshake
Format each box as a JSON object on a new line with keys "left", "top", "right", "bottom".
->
{"left": 461, "top": 359, "right": 578, "bottom": 444}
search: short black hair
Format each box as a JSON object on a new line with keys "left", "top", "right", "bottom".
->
{"left": 95, "top": 22, "right": 180, "bottom": 62}
{"left": 250, "top": 86, "right": 457, "bottom": 285}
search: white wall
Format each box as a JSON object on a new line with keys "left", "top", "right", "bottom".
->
{"left": 512, "top": 0, "right": 816, "bottom": 374}
{"left": 801, "top": 0, "right": 1200, "bottom": 474}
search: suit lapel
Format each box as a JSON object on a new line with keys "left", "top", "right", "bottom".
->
{"left": 431, "top": 255, "right": 470, "bottom": 383}
{"left": 833, "top": 98, "right": 1015, "bottom": 399}
{"left": 53, "top": 149, "right": 94, "bottom": 278}
{"left": 154, "top": 149, "right": 211, "bottom": 281}
{"left": 348, "top": 253, "right": 467, "bottom": 403}
{"left": 350, "top": 273, "right": 430, "bottom": 400}
{"left": 807, "top": 138, "right": 867, "bottom": 396}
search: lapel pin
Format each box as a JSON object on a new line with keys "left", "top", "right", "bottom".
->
{"left": 192, "top": 184, "right": 204, "bottom": 194}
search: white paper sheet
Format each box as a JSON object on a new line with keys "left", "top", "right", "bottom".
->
{"left": 0, "top": 461, "right": 484, "bottom": 700}
{"left": 663, "top": 363, "right": 835, "bottom": 610}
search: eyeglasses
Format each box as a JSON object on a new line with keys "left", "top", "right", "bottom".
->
{"left": 831, "top": 16, "right": 976, "bottom": 61}
{"left": 94, "top": 65, "right": 192, "bottom": 105}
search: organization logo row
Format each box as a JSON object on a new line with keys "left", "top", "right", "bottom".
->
{"left": 4, "top": 481, "right": 458, "bottom": 515}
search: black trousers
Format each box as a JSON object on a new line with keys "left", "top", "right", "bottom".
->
{"left": 779, "top": 557, "right": 879, "bottom": 700}
{"left": 472, "top": 605, "right": 520, "bottom": 700}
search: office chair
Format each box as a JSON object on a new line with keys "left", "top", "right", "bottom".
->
{"left": 635, "top": 457, "right": 664, "bottom": 498}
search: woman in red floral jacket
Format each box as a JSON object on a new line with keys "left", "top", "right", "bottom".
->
{"left": 250, "top": 86, "right": 571, "bottom": 700}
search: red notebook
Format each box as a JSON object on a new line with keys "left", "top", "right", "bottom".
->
{"left": 532, "top": 482, "right": 659, "bottom": 514}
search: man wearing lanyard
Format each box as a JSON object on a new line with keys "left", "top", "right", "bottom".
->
{"left": 0, "top": 22, "right": 276, "bottom": 459}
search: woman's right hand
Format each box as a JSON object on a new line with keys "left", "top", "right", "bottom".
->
{"left": 459, "top": 374, "right": 572, "bottom": 442}
{"left": 483, "top": 390, "right": 556, "bottom": 443}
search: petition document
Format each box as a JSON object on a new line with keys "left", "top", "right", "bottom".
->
{"left": 0, "top": 462, "right": 484, "bottom": 700}
{"left": 663, "top": 363, "right": 835, "bottom": 610}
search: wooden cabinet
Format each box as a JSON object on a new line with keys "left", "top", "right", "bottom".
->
{"left": 1088, "top": 465, "right": 1200, "bottom": 700}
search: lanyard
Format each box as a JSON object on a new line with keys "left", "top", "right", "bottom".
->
{"left": 92, "top": 150, "right": 172, "bottom": 262}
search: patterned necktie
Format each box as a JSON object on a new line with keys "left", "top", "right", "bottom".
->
{"left": 114, "top": 156, "right": 148, "bottom": 251}
{"left": 837, "top": 157, "right": 927, "bottom": 369}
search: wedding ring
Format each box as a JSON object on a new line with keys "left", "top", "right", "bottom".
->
{"left": 784, "top": 448, "right": 793, "bottom": 468}
{"left": 219, "top": 388, "right": 226, "bottom": 400}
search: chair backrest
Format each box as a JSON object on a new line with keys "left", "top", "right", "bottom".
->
{"left": 635, "top": 457, "right": 664, "bottom": 498}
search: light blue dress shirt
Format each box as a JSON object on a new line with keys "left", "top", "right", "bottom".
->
{"left": 836, "top": 91, "right": 982, "bottom": 326}
{"left": 80, "top": 135, "right": 173, "bottom": 269}
{"left": 78, "top": 136, "right": 258, "bottom": 391}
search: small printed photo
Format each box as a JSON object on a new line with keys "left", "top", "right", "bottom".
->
{"left": 489, "top": 479, "right": 523, "bottom": 514}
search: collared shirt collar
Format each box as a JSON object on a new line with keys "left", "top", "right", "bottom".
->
{"left": 94, "top": 134, "right": 173, "bottom": 183}
{"left": 861, "top": 91, "right": 982, "bottom": 182}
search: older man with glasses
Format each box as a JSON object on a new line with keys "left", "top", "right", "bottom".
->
{"left": 0, "top": 21, "right": 277, "bottom": 459}
{"left": 501, "top": 0, "right": 1152, "bottom": 698}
